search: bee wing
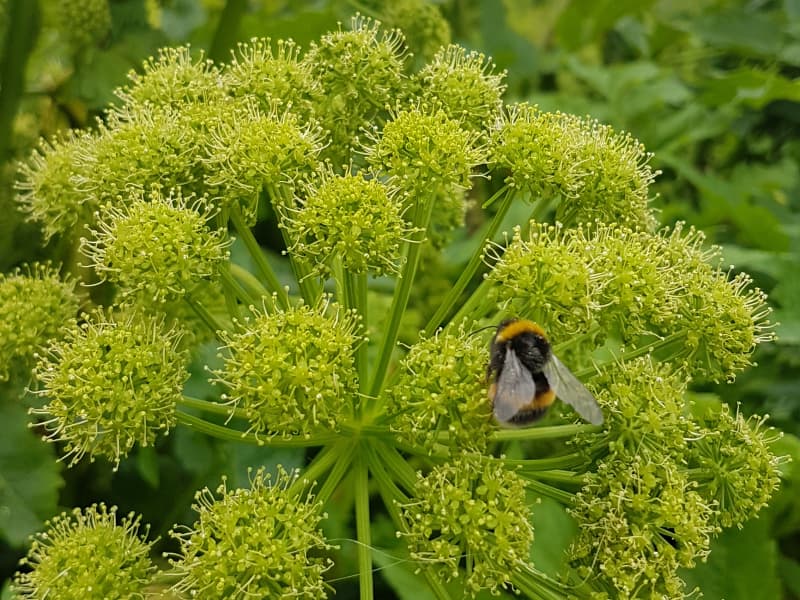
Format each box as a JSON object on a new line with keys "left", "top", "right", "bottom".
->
{"left": 542, "top": 355, "right": 604, "bottom": 425}
{"left": 493, "top": 347, "right": 537, "bottom": 422}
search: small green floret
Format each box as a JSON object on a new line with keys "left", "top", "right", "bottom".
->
{"left": 81, "top": 188, "right": 230, "bottom": 304}
{"left": 570, "top": 456, "right": 715, "bottom": 598}
{"left": 286, "top": 170, "right": 410, "bottom": 277}
{"left": 32, "top": 309, "right": 189, "bottom": 468}
{"left": 13, "top": 504, "right": 155, "bottom": 600}
{"left": 400, "top": 456, "right": 533, "bottom": 597}
{"left": 15, "top": 131, "right": 96, "bottom": 240}
{"left": 57, "top": 0, "right": 111, "bottom": 50}
{"left": 212, "top": 299, "right": 361, "bottom": 438}
{"left": 689, "top": 404, "right": 783, "bottom": 529}
{"left": 226, "top": 37, "right": 319, "bottom": 117}
{"left": 169, "top": 467, "right": 333, "bottom": 599}
{"left": 383, "top": 0, "right": 451, "bottom": 62}
{"left": 0, "top": 263, "right": 79, "bottom": 382}
{"left": 114, "top": 46, "right": 226, "bottom": 110}
{"left": 303, "top": 15, "right": 408, "bottom": 165}
{"left": 485, "top": 222, "right": 604, "bottom": 342}
{"left": 418, "top": 44, "right": 506, "bottom": 134}
{"left": 386, "top": 326, "right": 493, "bottom": 451}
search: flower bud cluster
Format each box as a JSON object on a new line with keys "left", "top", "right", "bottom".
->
{"left": 32, "top": 309, "right": 188, "bottom": 467}
{"left": 400, "top": 455, "right": 533, "bottom": 597}
{"left": 169, "top": 467, "right": 333, "bottom": 599}
{"left": 13, "top": 504, "right": 155, "bottom": 599}
{"left": 211, "top": 299, "right": 361, "bottom": 438}
{"left": 0, "top": 263, "right": 79, "bottom": 382}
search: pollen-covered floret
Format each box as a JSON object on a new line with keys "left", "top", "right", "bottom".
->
{"left": 31, "top": 308, "right": 188, "bottom": 468}
{"left": 81, "top": 188, "right": 230, "bottom": 304}
{"left": 13, "top": 504, "right": 155, "bottom": 599}
{"left": 0, "top": 263, "right": 79, "bottom": 382}
{"left": 169, "top": 467, "right": 333, "bottom": 600}
{"left": 386, "top": 325, "right": 493, "bottom": 451}
{"left": 400, "top": 455, "right": 533, "bottom": 597}
{"left": 211, "top": 299, "right": 361, "bottom": 438}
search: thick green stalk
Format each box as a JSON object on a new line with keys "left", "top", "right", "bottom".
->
{"left": 369, "top": 196, "right": 436, "bottom": 397}
{"left": 315, "top": 441, "right": 358, "bottom": 504}
{"left": 229, "top": 262, "right": 270, "bottom": 302}
{"left": 183, "top": 292, "right": 228, "bottom": 335}
{"left": 179, "top": 395, "right": 246, "bottom": 420}
{"left": 207, "top": 0, "right": 247, "bottom": 63}
{"left": 176, "top": 411, "right": 338, "bottom": 446}
{"left": 492, "top": 423, "right": 600, "bottom": 442}
{"left": 354, "top": 452, "right": 374, "bottom": 600}
{"left": 229, "top": 206, "right": 290, "bottom": 309}
{"left": 218, "top": 264, "right": 256, "bottom": 307}
{"left": 424, "top": 185, "right": 512, "bottom": 335}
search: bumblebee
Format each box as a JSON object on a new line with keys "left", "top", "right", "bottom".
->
{"left": 487, "top": 318, "right": 603, "bottom": 426}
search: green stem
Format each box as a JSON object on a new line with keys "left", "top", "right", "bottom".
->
{"left": 523, "top": 469, "right": 586, "bottom": 486}
{"left": 176, "top": 411, "right": 338, "bottom": 446}
{"left": 267, "top": 184, "right": 321, "bottom": 304}
{"left": 369, "top": 196, "right": 436, "bottom": 397}
{"left": 578, "top": 330, "right": 689, "bottom": 379}
{"left": 229, "top": 205, "right": 290, "bottom": 309}
{"left": 183, "top": 292, "right": 227, "bottom": 335}
{"left": 315, "top": 441, "right": 357, "bottom": 504}
{"left": 511, "top": 565, "right": 582, "bottom": 600}
{"left": 364, "top": 443, "right": 408, "bottom": 505}
{"left": 207, "top": 0, "right": 247, "bottom": 63}
{"left": 229, "top": 262, "right": 270, "bottom": 303}
{"left": 218, "top": 264, "right": 256, "bottom": 306}
{"left": 291, "top": 444, "right": 340, "bottom": 495}
{"left": 342, "top": 267, "right": 369, "bottom": 399}
{"left": 0, "top": 0, "right": 39, "bottom": 163}
{"left": 503, "top": 453, "right": 588, "bottom": 471}
{"left": 423, "top": 185, "right": 512, "bottom": 335}
{"left": 354, "top": 452, "right": 374, "bottom": 600}
{"left": 491, "top": 423, "right": 600, "bottom": 442}
{"left": 523, "top": 478, "right": 575, "bottom": 505}
{"left": 178, "top": 395, "right": 246, "bottom": 420}
{"left": 372, "top": 442, "right": 418, "bottom": 492}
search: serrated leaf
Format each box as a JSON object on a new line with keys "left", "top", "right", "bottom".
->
{"left": 0, "top": 402, "right": 63, "bottom": 547}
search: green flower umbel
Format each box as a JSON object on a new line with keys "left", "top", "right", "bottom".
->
{"left": 386, "top": 326, "right": 493, "bottom": 451}
{"left": 400, "top": 456, "right": 533, "bottom": 598}
{"left": 169, "top": 467, "right": 333, "bottom": 599}
{"left": 13, "top": 504, "right": 155, "bottom": 600}
{"left": 0, "top": 263, "right": 79, "bottom": 382}
{"left": 81, "top": 188, "right": 230, "bottom": 304}
{"left": 31, "top": 309, "right": 189, "bottom": 468}
{"left": 285, "top": 170, "right": 410, "bottom": 278}
{"left": 211, "top": 299, "right": 361, "bottom": 438}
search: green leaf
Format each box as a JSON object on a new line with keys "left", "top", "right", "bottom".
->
{"left": 373, "top": 548, "right": 438, "bottom": 600}
{"left": 778, "top": 555, "right": 800, "bottom": 597}
{"left": 680, "top": 517, "right": 781, "bottom": 600}
{"left": 681, "top": 10, "right": 784, "bottom": 57}
{"left": 529, "top": 496, "right": 579, "bottom": 578}
{"left": 701, "top": 69, "right": 800, "bottom": 109}
{"left": 0, "top": 402, "right": 63, "bottom": 547}
{"left": 555, "top": 0, "right": 655, "bottom": 50}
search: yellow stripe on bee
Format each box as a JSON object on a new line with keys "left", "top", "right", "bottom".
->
{"left": 495, "top": 319, "right": 546, "bottom": 343}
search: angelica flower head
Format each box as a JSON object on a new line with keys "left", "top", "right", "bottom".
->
{"left": 303, "top": 15, "right": 408, "bottom": 165}
{"left": 32, "top": 308, "right": 189, "bottom": 468}
{"left": 418, "top": 44, "right": 506, "bottom": 134}
{"left": 386, "top": 325, "right": 493, "bottom": 451}
{"left": 400, "top": 455, "right": 533, "bottom": 598}
{"left": 211, "top": 298, "right": 361, "bottom": 439}
{"left": 0, "top": 263, "right": 79, "bottom": 382}
{"left": 13, "top": 503, "right": 155, "bottom": 600}
{"left": 169, "top": 466, "right": 333, "bottom": 599}
{"left": 81, "top": 187, "right": 231, "bottom": 304}
{"left": 490, "top": 104, "right": 658, "bottom": 230}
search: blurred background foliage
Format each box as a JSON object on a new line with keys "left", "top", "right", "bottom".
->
{"left": 0, "top": 0, "right": 799, "bottom": 598}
